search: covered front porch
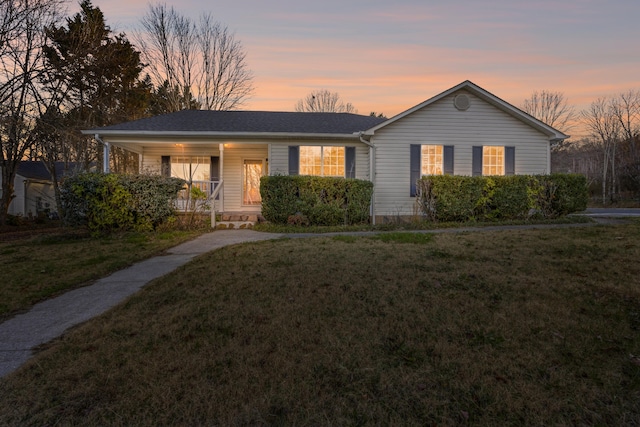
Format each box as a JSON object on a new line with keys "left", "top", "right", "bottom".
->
{"left": 102, "top": 139, "right": 269, "bottom": 226}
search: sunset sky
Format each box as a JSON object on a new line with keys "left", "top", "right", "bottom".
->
{"left": 97, "top": 0, "right": 639, "bottom": 135}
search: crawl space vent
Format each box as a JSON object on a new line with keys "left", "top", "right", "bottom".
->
{"left": 453, "top": 94, "right": 470, "bottom": 111}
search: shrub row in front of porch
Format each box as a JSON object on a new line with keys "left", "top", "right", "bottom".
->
{"left": 260, "top": 176, "right": 373, "bottom": 226}
{"left": 416, "top": 173, "right": 588, "bottom": 222}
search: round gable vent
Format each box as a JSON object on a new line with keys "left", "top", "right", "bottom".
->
{"left": 453, "top": 94, "right": 470, "bottom": 111}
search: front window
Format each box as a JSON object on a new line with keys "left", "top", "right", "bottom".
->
{"left": 300, "top": 146, "right": 345, "bottom": 177}
{"left": 171, "top": 156, "right": 210, "bottom": 182}
{"left": 483, "top": 146, "right": 504, "bottom": 175}
{"left": 171, "top": 156, "right": 211, "bottom": 202}
{"left": 421, "top": 145, "right": 443, "bottom": 175}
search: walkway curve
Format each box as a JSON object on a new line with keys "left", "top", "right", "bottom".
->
{"left": 0, "top": 230, "right": 282, "bottom": 378}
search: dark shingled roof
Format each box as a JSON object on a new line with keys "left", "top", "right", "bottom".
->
{"left": 91, "top": 110, "right": 387, "bottom": 134}
{"left": 17, "top": 161, "right": 82, "bottom": 181}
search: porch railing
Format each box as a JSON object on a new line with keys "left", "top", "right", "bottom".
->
{"left": 175, "top": 180, "right": 222, "bottom": 212}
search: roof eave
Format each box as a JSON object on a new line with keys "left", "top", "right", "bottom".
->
{"left": 82, "top": 129, "right": 362, "bottom": 140}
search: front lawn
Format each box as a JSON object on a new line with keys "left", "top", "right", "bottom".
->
{"left": 1, "top": 221, "right": 639, "bottom": 425}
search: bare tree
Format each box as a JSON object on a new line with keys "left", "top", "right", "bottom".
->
{"left": 295, "top": 89, "right": 357, "bottom": 113}
{"left": 0, "top": 0, "right": 63, "bottom": 225}
{"left": 610, "top": 90, "right": 640, "bottom": 153}
{"left": 522, "top": 90, "right": 576, "bottom": 134}
{"left": 137, "top": 3, "right": 254, "bottom": 112}
{"left": 610, "top": 90, "right": 640, "bottom": 198}
{"left": 581, "top": 97, "right": 621, "bottom": 204}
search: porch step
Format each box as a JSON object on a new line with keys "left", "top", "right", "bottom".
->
{"left": 215, "top": 213, "right": 264, "bottom": 230}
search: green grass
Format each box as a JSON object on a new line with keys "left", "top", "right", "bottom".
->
{"left": 1, "top": 222, "right": 640, "bottom": 425}
{"left": 0, "top": 229, "right": 205, "bottom": 319}
{"left": 370, "top": 231, "right": 434, "bottom": 244}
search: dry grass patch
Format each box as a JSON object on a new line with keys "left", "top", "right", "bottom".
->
{"left": 1, "top": 222, "right": 639, "bottom": 425}
{"left": 0, "top": 229, "right": 203, "bottom": 319}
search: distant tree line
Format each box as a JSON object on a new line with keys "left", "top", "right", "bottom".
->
{"left": 522, "top": 90, "right": 640, "bottom": 204}
{"left": 0, "top": 0, "right": 254, "bottom": 225}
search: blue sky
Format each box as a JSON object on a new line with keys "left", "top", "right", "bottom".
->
{"left": 99, "top": 0, "right": 639, "bottom": 130}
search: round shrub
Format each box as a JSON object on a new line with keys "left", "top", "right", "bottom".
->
{"left": 60, "top": 172, "right": 185, "bottom": 234}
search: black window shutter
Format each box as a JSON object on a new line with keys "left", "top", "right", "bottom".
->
{"left": 161, "top": 156, "right": 170, "bottom": 177}
{"left": 410, "top": 144, "right": 421, "bottom": 197}
{"left": 345, "top": 146, "right": 356, "bottom": 178}
{"left": 210, "top": 156, "right": 220, "bottom": 199}
{"left": 443, "top": 145, "right": 454, "bottom": 175}
{"left": 210, "top": 156, "right": 220, "bottom": 180}
{"left": 472, "top": 146, "right": 483, "bottom": 176}
{"left": 505, "top": 146, "right": 515, "bottom": 175}
{"left": 288, "top": 146, "right": 299, "bottom": 176}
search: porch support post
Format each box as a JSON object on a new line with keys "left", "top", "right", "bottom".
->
{"left": 96, "top": 134, "right": 110, "bottom": 173}
{"left": 219, "top": 143, "right": 224, "bottom": 212}
{"left": 359, "top": 132, "right": 375, "bottom": 225}
{"left": 210, "top": 143, "right": 225, "bottom": 228}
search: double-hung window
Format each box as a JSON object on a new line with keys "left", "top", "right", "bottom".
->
{"left": 299, "top": 146, "right": 344, "bottom": 176}
{"left": 289, "top": 146, "right": 356, "bottom": 178}
{"left": 483, "top": 146, "right": 504, "bottom": 175}
{"left": 472, "top": 146, "right": 515, "bottom": 176}
{"left": 421, "top": 145, "right": 444, "bottom": 175}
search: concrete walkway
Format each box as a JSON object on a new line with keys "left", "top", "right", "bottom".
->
{"left": 1, "top": 212, "right": 637, "bottom": 378}
{"left": 0, "top": 230, "right": 282, "bottom": 378}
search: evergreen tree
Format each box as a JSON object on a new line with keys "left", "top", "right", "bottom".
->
{"left": 41, "top": 0, "right": 151, "bottom": 169}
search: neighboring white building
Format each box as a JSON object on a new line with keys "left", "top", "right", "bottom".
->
{"left": 84, "top": 81, "right": 567, "bottom": 223}
{"left": 0, "top": 162, "right": 67, "bottom": 218}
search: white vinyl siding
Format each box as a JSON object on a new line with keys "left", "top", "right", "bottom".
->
{"left": 372, "top": 90, "right": 551, "bottom": 217}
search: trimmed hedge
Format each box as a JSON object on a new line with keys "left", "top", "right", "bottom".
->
{"left": 417, "top": 175, "right": 487, "bottom": 222}
{"left": 60, "top": 173, "right": 185, "bottom": 234}
{"left": 260, "top": 175, "right": 373, "bottom": 226}
{"left": 416, "top": 174, "right": 588, "bottom": 221}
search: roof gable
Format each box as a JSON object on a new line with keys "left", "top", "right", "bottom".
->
{"left": 365, "top": 80, "right": 568, "bottom": 142}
